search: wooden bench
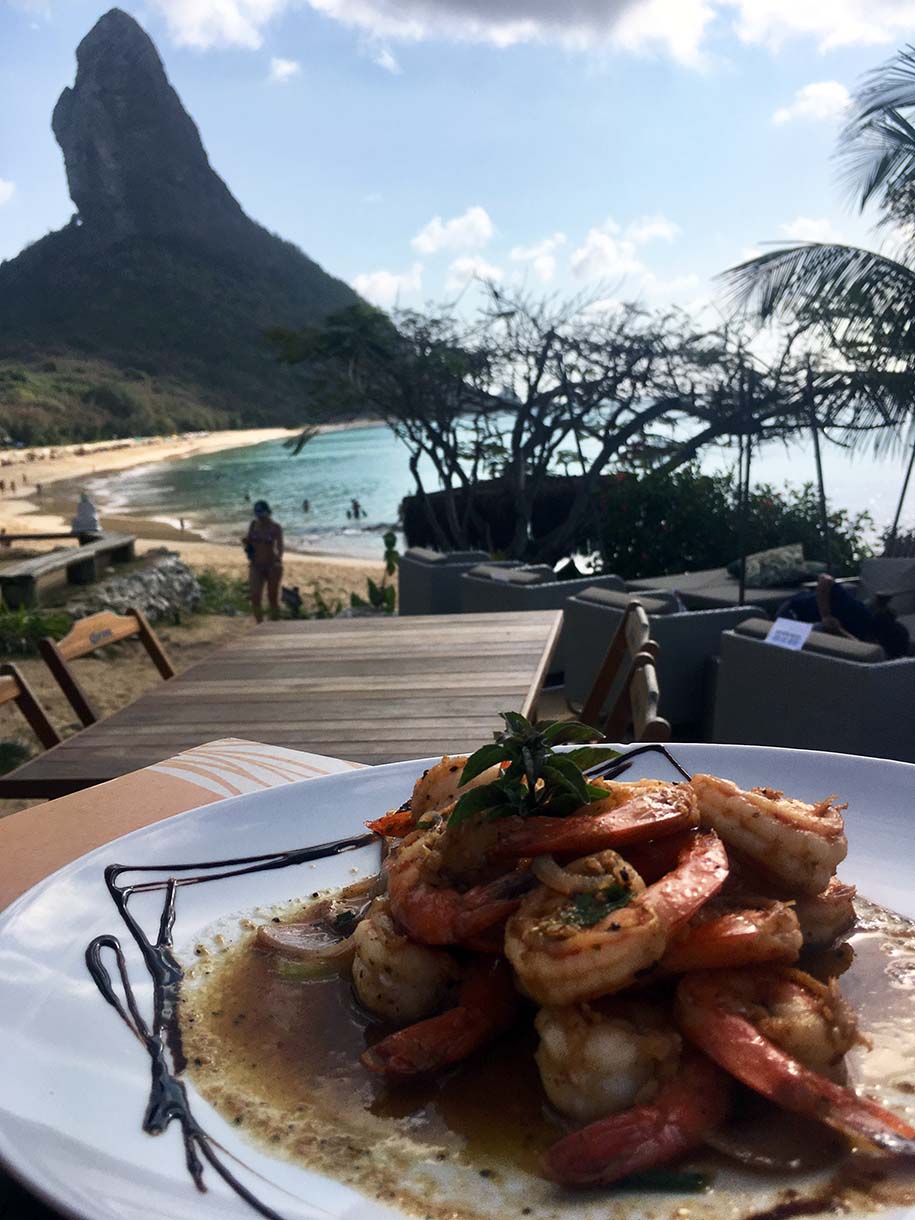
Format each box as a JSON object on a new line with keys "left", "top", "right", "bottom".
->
{"left": 0, "top": 533, "right": 136, "bottom": 608}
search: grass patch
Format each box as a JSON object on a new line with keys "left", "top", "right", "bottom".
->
{"left": 0, "top": 739, "right": 33, "bottom": 774}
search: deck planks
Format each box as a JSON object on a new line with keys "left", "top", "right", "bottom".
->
{"left": 0, "top": 611, "right": 562, "bottom": 797}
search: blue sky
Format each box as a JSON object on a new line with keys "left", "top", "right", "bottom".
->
{"left": 1, "top": 0, "right": 912, "bottom": 315}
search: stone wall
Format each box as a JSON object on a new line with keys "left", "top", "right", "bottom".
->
{"left": 67, "top": 549, "right": 201, "bottom": 622}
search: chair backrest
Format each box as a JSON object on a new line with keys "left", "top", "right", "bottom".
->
{"left": 0, "top": 661, "right": 61, "bottom": 749}
{"left": 580, "top": 601, "right": 661, "bottom": 737}
{"left": 39, "top": 608, "right": 175, "bottom": 727}
{"left": 628, "top": 652, "right": 671, "bottom": 742}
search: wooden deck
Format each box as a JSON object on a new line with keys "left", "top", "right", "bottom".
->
{"left": 0, "top": 611, "right": 562, "bottom": 797}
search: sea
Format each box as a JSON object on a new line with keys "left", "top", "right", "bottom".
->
{"left": 86, "top": 423, "right": 915, "bottom": 561}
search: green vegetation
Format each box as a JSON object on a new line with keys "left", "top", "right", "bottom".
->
{"left": 0, "top": 740, "right": 33, "bottom": 775}
{"left": 0, "top": 228, "right": 360, "bottom": 441}
{"left": 595, "top": 468, "right": 873, "bottom": 580}
{"left": 0, "top": 606, "right": 72, "bottom": 656}
{"left": 195, "top": 569, "right": 252, "bottom": 615}
{"left": 350, "top": 531, "right": 399, "bottom": 613}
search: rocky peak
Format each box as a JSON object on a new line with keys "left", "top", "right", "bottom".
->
{"left": 52, "top": 8, "right": 250, "bottom": 246}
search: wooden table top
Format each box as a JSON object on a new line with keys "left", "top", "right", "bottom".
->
{"left": 0, "top": 611, "right": 562, "bottom": 797}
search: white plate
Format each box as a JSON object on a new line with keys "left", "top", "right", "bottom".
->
{"left": 1, "top": 743, "right": 914, "bottom": 1220}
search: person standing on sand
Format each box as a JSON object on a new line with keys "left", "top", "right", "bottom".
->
{"left": 243, "top": 499, "right": 284, "bottom": 623}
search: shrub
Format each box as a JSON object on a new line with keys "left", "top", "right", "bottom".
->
{"left": 594, "top": 468, "right": 874, "bottom": 580}
{"left": 195, "top": 568, "right": 250, "bottom": 614}
{"left": 0, "top": 606, "right": 72, "bottom": 656}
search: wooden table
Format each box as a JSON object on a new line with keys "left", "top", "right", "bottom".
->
{"left": 0, "top": 611, "right": 562, "bottom": 797}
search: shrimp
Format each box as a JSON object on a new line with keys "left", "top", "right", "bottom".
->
{"left": 504, "top": 830, "right": 728, "bottom": 1006}
{"left": 545, "top": 1051, "right": 731, "bottom": 1186}
{"left": 361, "top": 957, "right": 518, "bottom": 1076}
{"left": 676, "top": 967, "right": 915, "bottom": 1156}
{"left": 491, "top": 779, "right": 698, "bottom": 862}
{"left": 660, "top": 896, "right": 802, "bottom": 974}
{"left": 351, "top": 898, "right": 461, "bottom": 1024}
{"left": 793, "top": 877, "right": 857, "bottom": 948}
{"left": 535, "top": 1000, "right": 681, "bottom": 1123}
{"left": 690, "top": 774, "right": 847, "bottom": 896}
{"left": 385, "top": 822, "right": 534, "bottom": 946}
{"left": 367, "top": 754, "right": 501, "bottom": 837}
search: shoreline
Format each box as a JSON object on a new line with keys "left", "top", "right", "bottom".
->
{"left": 0, "top": 422, "right": 389, "bottom": 582}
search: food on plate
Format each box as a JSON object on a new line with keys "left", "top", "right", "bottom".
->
{"left": 182, "top": 715, "right": 915, "bottom": 1210}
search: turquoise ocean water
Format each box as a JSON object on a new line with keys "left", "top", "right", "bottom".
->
{"left": 86, "top": 423, "right": 915, "bottom": 560}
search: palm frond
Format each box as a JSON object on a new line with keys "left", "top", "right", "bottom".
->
{"left": 840, "top": 107, "right": 915, "bottom": 213}
{"left": 720, "top": 242, "right": 915, "bottom": 322}
{"left": 848, "top": 45, "right": 915, "bottom": 125}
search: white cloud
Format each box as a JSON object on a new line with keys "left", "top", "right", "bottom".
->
{"left": 268, "top": 56, "right": 301, "bottom": 82}
{"left": 780, "top": 216, "right": 840, "bottom": 242}
{"left": 445, "top": 256, "right": 503, "bottom": 292}
{"left": 372, "top": 45, "right": 401, "bottom": 72}
{"left": 626, "top": 214, "right": 680, "bottom": 244}
{"left": 141, "top": 0, "right": 915, "bottom": 62}
{"left": 353, "top": 262, "right": 422, "bottom": 305}
{"left": 412, "top": 206, "right": 493, "bottom": 255}
{"left": 570, "top": 219, "right": 644, "bottom": 281}
{"left": 0, "top": 180, "right": 15, "bottom": 207}
{"left": 149, "top": 0, "right": 291, "bottom": 48}
{"left": 772, "top": 80, "right": 850, "bottom": 125}
{"left": 510, "top": 232, "right": 566, "bottom": 282}
{"left": 726, "top": 0, "right": 915, "bottom": 52}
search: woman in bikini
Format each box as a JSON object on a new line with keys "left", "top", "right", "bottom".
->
{"left": 243, "top": 500, "right": 284, "bottom": 622}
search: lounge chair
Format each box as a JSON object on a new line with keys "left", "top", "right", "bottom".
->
{"left": 459, "top": 566, "right": 626, "bottom": 677}
{"left": 627, "top": 566, "right": 798, "bottom": 615}
{"left": 564, "top": 587, "right": 759, "bottom": 727}
{"left": 398, "top": 548, "right": 497, "bottom": 616}
{"left": 711, "top": 617, "right": 915, "bottom": 762}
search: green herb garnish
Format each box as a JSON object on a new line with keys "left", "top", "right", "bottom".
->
{"left": 332, "top": 909, "right": 358, "bottom": 934}
{"left": 449, "top": 713, "right": 620, "bottom": 829}
{"left": 615, "top": 1169, "right": 711, "bottom": 1193}
{"left": 568, "top": 883, "right": 632, "bottom": 927}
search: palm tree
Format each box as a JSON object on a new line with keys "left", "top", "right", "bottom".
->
{"left": 721, "top": 46, "right": 915, "bottom": 461}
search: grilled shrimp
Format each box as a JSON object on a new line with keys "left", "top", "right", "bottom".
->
{"left": 504, "top": 831, "right": 728, "bottom": 1006}
{"left": 660, "top": 895, "right": 802, "bottom": 974}
{"left": 690, "top": 774, "right": 847, "bottom": 896}
{"left": 385, "top": 822, "right": 533, "bottom": 946}
{"left": 368, "top": 754, "right": 501, "bottom": 837}
{"left": 676, "top": 967, "right": 915, "bottom": 1157}
{"left": 535, "top": 1000, "right": 681, "bottom": 1123}
{"left": 351, "top": 898, "right": 461, "bottom": 1024}
{"left": 793, "top": 877, "right": 857, "bottom": 948}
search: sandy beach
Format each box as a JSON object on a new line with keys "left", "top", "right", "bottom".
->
{"left": 0, "top": 426, "right": 385, "bottom": 598}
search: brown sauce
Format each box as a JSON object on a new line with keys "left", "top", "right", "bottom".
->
{"left": 180, "top": 895, "right": 915, "bottom": 1220}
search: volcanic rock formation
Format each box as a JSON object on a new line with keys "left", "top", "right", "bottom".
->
{"left": 0, "top": 9, "right": 359, "bottom": 433}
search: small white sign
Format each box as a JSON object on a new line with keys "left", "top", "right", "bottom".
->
{"left": 765, "top": 617, "right": 813, "bottom": 651}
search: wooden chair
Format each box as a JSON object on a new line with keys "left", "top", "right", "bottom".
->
{"left": 39, "top": 608, "right": 175, "bottom": 727}
{"left": 0, "top": 662, "right": 61, "bottom": 749}
{"left": 579, "top": 600, "right": 669, "bottom": 741}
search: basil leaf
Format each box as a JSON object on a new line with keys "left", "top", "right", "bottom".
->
{"left": 500, "top": 711, "right": 532, "bottom": 737}
{"left": 449, "top": 782, "right": 506, "bottom": 828}
{"left": 542, "top": 720, "right": 605, "bottom": 745}
{"left": 562, "top": 746, "right": 622, "bottom": 772}
{"left": 541, "top": 753, "right": 591, "bottom": 800}
{"left": 459, "top": 742, "right": 508, "bottom": 785}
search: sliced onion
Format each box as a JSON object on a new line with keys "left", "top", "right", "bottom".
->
{"left": 532, "top": 854, "right": 615, "bottom": 895}
{"left": 255, "top": 921, "right": 357, "bottom": 969}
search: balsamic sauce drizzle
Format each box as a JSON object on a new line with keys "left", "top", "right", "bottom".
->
{"left": 82, "top": 742, "right": 688, "bottom": 1219}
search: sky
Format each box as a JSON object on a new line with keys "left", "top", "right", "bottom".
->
{"left": 1, "top": 0, "right": 914, "bottom": 318}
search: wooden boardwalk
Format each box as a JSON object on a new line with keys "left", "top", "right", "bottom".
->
{"left": 0, "top": 611, "right": 562, "bottom": 797}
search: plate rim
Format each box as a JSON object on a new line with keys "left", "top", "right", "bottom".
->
{"left": 2, "top": 740, "right": 915, "bottom": 1220}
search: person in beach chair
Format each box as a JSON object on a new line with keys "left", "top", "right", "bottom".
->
{"left": 778, "top": 573, "right": 911, "bottom": 658}
{"left": 243, "top": 499, "right": 284, "bottom": 623}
